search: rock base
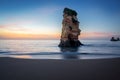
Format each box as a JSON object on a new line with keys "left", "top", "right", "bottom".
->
{"left": 58, "top": 40, "right": 83, "bottom": 47}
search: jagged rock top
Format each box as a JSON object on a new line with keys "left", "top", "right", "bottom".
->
{"left": 63, "top": 8, "right": 77, "bottom": 16}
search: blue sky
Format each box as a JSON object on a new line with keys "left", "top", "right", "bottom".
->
{"left": 0, "top": 0, "right": 120, "bottom": 39}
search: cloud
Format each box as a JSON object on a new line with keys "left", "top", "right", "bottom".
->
{"left": 0, "top": 24, "right": 29, "bottom": 32}
{"left": 0, "top": 25, "right": 6, "bottom": 28}
{"left": 0, "top": 5, "right": 62, "bottom": 30}
{"left": 0, "top": 31, "right": 59, "bottom": 39}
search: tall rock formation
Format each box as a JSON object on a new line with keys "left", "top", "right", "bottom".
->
{"left": 59, "top": 8, "right": 83, "bottom": 47}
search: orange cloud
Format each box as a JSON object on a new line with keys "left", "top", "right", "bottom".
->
{"left": 0, "top": 25, "right": 113, "bottom": 40}
{"left": 0, "top": 23, "right": 60, "bottom": 39}
{"left": 0, "top": 31, "right": 112, "bottom": 40}
{"left": 0, "top": 31, "right": 60, "bottom": 39}
{"left": 0, "top": 24, "right": 28, "bottom": 31}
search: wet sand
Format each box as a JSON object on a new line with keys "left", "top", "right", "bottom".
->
{"left": 0, "top": 57, "right": 120, "bottom": 80}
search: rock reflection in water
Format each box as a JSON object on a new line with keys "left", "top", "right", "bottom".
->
{"left": 60, "top": 47, "right": 79, "bottom": 59}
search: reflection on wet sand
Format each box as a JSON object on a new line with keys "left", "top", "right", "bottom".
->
{"left": 62, "top": 54, "right": 79, "bottom": 59}
{"left": 11, "top": 55, "right": 32, "bottom": 59}
{"left": 60, "top": 47, "right": 79, "bottom": 59}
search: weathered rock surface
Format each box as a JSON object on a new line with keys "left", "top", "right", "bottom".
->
{"left": 59, "top": 8, "right": 83, "bottom": 47}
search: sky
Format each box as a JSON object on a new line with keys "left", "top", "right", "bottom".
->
{"left": 0, "top": 0, "right": 120, "bottom": 39}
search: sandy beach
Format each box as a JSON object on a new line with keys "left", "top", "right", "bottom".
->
{"left": 0, "top": 57, "right": 120, "bottom": 80}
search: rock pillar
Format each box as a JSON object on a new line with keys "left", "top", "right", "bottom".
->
{"left": 59, "top": 8, "right": 83, "bottom": 47}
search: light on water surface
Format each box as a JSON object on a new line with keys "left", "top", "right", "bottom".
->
{"left": 0, "top": 40, "right": 120, "bottom": 59}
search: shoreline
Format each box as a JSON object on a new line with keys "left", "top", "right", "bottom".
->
{"left": 1, "top": 53, "right": 120, "bottom": 59}
{"left": 0, "top": 57, "right": 120, "bottom": 80}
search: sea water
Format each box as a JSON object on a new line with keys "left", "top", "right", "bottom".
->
{"left": 0, "top": 39, "right": 120, "bottom": 59}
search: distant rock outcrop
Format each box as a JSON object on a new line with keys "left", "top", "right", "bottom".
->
{"left": 59, "top": 8, "right": 83, "bottom": 47}
{"left": 110, "top": 37, "right": 120, "bottom": 41}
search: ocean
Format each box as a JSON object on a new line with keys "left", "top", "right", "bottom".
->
{"left": 0, "top": 39, "right": 120, "bottom": 59}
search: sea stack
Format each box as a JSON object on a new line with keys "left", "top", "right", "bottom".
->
{"left": 59, "top": 8, "right": 83, "bottom": 47}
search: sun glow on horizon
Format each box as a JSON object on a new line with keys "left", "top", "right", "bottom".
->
{"left": 0, "top": 0, "right": 120, "bottom": 40}
{"left": 0, "top": 29, "right": 116, "bottom": 40}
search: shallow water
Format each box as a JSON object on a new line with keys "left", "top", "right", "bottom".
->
{"left": 0, "top": 39, "right": 120, "bottom": 59}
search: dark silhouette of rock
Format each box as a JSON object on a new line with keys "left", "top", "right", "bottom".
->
{"left": 110, "top": 37, "right": 120, "bottom": 41}
{"left": 59, "top": 8, "right": 83, "bottom": 47}
{"left": 117, "top": 37, "right": 120, "bottom": 41}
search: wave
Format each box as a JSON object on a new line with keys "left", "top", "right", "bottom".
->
{"left": 83, "top": 44, "right": 120, "bottom": 47}
{"left": 1, "top": 52, "right": 120, "bottom": 56}
{"left": 0, "top": 51, "right": 13, "bottom": 54}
